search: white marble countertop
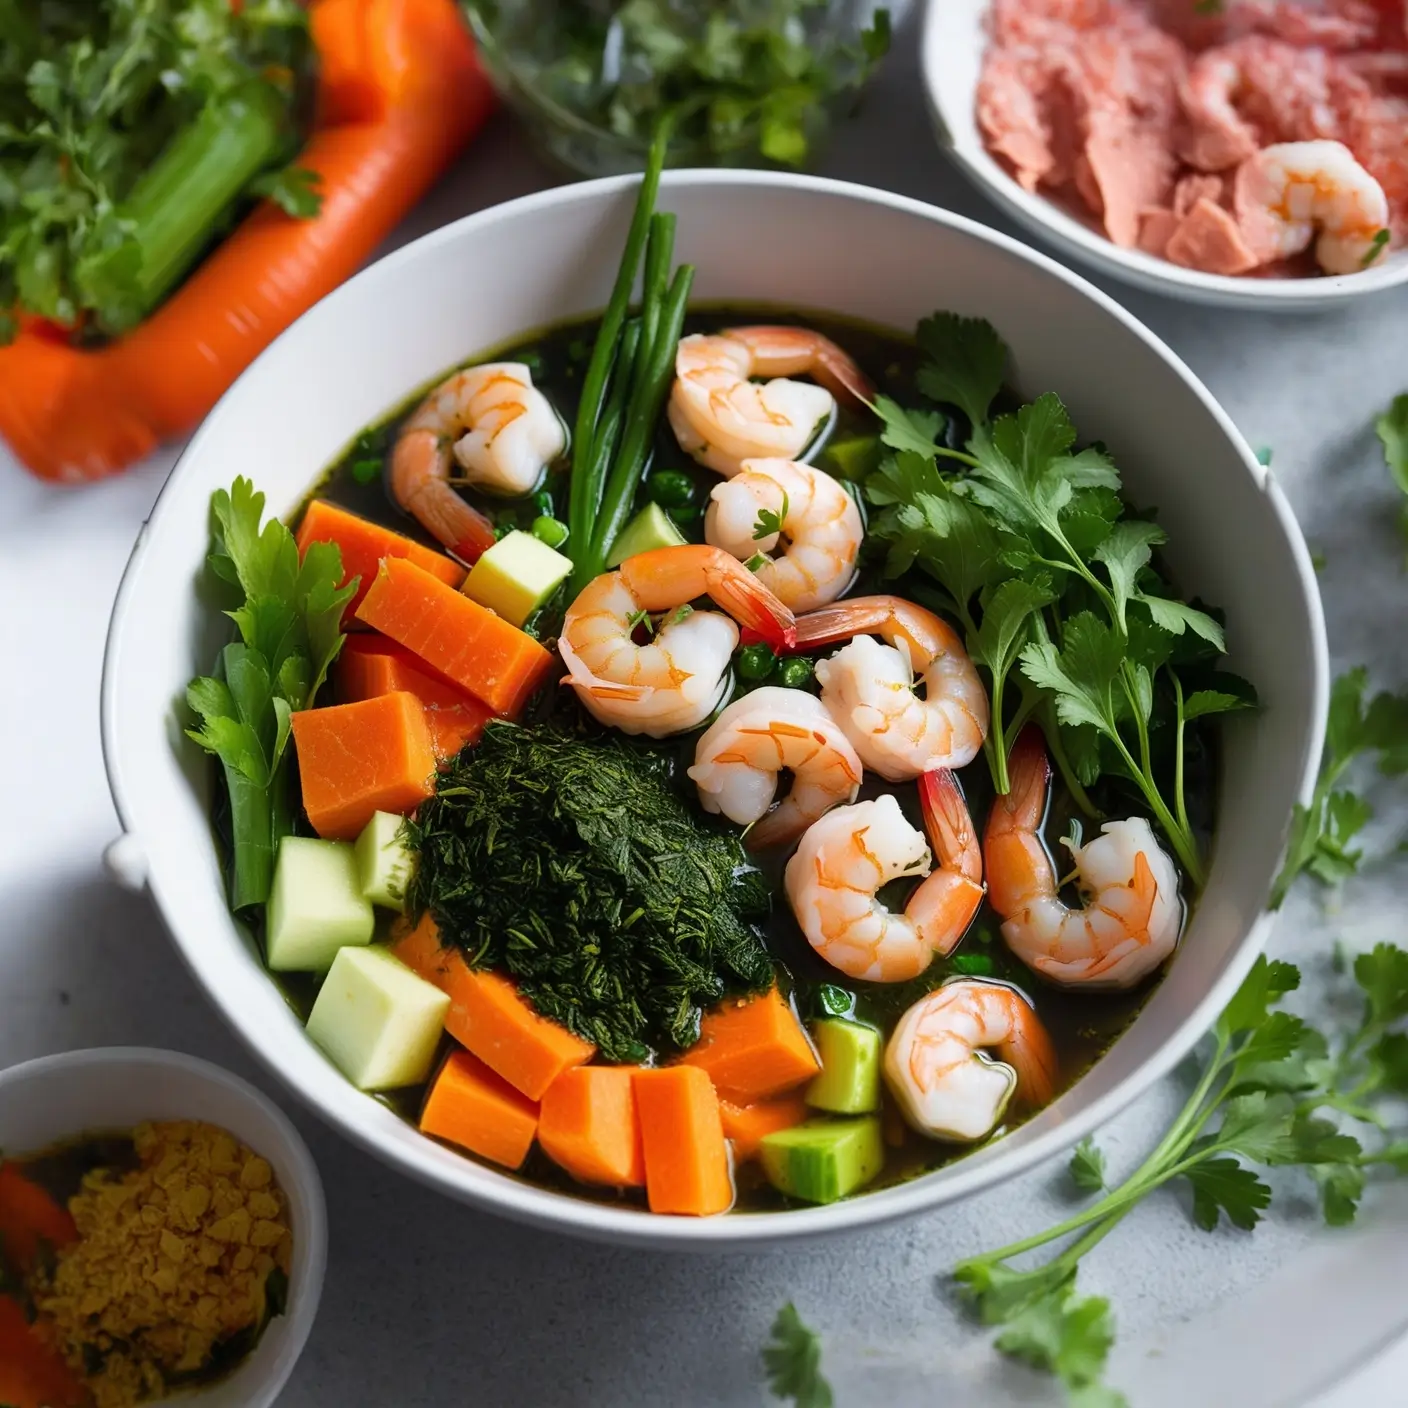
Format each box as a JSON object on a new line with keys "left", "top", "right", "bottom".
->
{"left": 4, "top": 19, "right": 1408, "bottom": 1406}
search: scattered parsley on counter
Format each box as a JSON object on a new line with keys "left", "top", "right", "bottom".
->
{"left": 764, "top": 1303, "right": 833, "bottom": 1408}
{"left": 1378, "top": 393, "right": 1408, "bottom": 557}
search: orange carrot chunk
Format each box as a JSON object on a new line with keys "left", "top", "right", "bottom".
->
{"left": 392, "top": 915, "right": 595, "bottom": 1100}
{"left": 420, "top": 1050, "right": 538, "bottom": 1170}
{"left": 633, "top": 1067, "right": 734, "bottom": 1217}
{"left": 0, "top": 1162, "right": 78, "bottom": 1267}
{"left": 337, "top": 635, "right": 493, "bottom": 759}
{"left": 297, "top": 499, "right": 465, "bottom": 616}
{"left": 355, "top": 556, "right": 554, "bottom": 715}
{"left": 290, "top": 691, "right": 436, "bottom": 840}
{"left": 539, "top": 1067, "right": 646, "bottom": 1188}
{"left": 719, "top": 1094, "right": 811, "bottom": 1162}
{"left": 0, "top": 1296, "right": 87, "bottom": 1408}
{"left": 678, "top": 987, "right": 820, "bottom": 1102}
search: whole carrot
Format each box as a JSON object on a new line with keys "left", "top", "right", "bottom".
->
{"left": 0, "top": 0, "right": 494, "bottom": 484}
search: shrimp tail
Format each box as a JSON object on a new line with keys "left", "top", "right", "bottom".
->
{"left": 994, "top": 727, "right": 1052, "bottom": 830}
{"left": 389, "top": 428, "right": 497, "bottom": 563}
{"left": 723, "top": 324, "right": 877, "bottom": 408}
{"left": 918, "top": 769, "right": 983, "bottom": 884}
{"left": 1005, "top": 1017, "right": 1059, "bottom": 1108}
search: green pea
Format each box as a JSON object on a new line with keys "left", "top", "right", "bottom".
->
{"left": 776, "top": 657, "right": 813, "bottom": 690}
{"left": 532, "top": 516, "right": 570, "bottom": 549}
{"left": 737, "top": 643, "right": 776, "bottom": 681}
{"left": 647, "top": 469, "right": 696, "bottom": 509}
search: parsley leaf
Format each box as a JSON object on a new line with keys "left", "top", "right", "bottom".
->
{"left": 1069, "top": 1137, "right": 1107, "bottom": 1193}
{"left": 994, "top": 1287, "right": 1121, "bottom": 1398}
{"left": 251, "top": 164, "right": 324, "bottom": 219}
{"left": 185, "top": 478, "right": 355, "bottom": 909}
{"left": 914, "top": 312, "right": 1008, "bottom": 428}
{"left": 1379, "top": 393, "right": 1408, "bottom": 558}
{"left": 872, "top": 395, "right": 945, "bottom": 458}
{"left": 753, "top": 491, "right": 790, "bottom": 541}
{"left": 764, "top": 1304, "right": 833, "bottom": 1408}
{"left": 1184, "top": 1156, "right": 1272, "bottom": 1231}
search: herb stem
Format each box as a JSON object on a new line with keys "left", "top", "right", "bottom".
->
{"left": 1040, "top": 704, "right": 1098, "bottom": 819}
{"left": 1173, "top": 671, "right": 1191, "bottom": 843}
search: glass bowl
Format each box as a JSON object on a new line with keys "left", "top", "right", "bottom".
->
{"left": 462, "top": 0, "right": 900, "bottom": 176}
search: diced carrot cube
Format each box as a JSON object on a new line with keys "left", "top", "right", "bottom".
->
{"left": 355, "top": 556, "right": 554, "bottom": 715}
{"left": 420, "top": 1050, "right": 538, "bottom": 1169}
{"left": 719, "top": 1094, "right": 811, "bottom": 1162}
{"left": 296, "top": 499, "right": 464, "bottom": 616}
{"left": 633, "top": 1067, "right": 734, "bottom": 1217}
{"left": 392, "top": 914, "right": 595, "bottom": 1100}
{"left": 678, "top": 987, "right": 820, "bottom": 1101}
{"left": 539, "top": 1066, "right": 646, "bottom": 1187}
{"left": 337, "top": 635, "right": 493, "bottom": 760}
{"left": 290, "top": 691, "right": 436, "bottom": 840}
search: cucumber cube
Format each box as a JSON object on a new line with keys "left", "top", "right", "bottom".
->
{"left": 306, "top": 946, "right": 450, "bottom": 1090}
{"left": 760, "top": 1117, "right": 883, "bottom": 1204}
{"left": 605, "top": 502, "right": 687, "bottom": 568}
{"left": 266, "top": 836, "right": 375, "bottom": 972}
{"left": 462, "top": 530, "right": 572, "bottom": 627}
{"left": 354, "top": 810, "right": 417, "bottom": 911}
{"left": 806, "top": 1019, "right": 882, "bottom": 1114}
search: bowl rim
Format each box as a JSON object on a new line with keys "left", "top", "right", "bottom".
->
{"left": 100, "top": 167, "right": 1329, "bottom": 1248}
{"left": 0, "top": 1045, "right": 328, "bottom": 1402}
{"left": 918, "top": 0, "right": 1408, "bottom": 310}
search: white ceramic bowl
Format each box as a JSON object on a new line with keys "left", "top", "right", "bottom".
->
{"left": 921, "top": 0, "right": 1408, "bottom": 311}
{"left": 101, "top": 170, "right": 1327, "bottom": 1249}
{"left": 0, "top": 1047, "right": 326, "bottom": 1404}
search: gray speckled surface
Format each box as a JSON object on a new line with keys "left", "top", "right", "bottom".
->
{"left": 4, "top": 15, "right": 1408, "bottom": 1406}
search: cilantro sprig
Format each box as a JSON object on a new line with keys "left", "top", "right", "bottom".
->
{"left": 865, "top": 313, "right": 1255, "bottom": 886}
{"left": 1270, "top": 667, "right": 1408, "bottom": 907}
{"left": 186, "top": 478, "right": 355, "bottom": 909}
{"left": 764, "top": 1303, "right": 833, "bottom": 1408}
{"left": 1378, "top": 393, "right": 1408, "bottom": 558}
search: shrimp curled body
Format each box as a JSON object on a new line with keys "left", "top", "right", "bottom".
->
{"left": 797, "top": 597, "right": 990, "bottom": 781}
{"left": 688, "top": 687, "right": 863, "bottom": 849}
{"left": 704, "top": 458, "right": 863, "bottom": 612}
{"left": 1235, "top": 140, "right": 1390, "bottom": 275}
{"left": 390, "top": 362, "right": 565, "bottom": 560}
{"left": 884, "top": 979, "right": 1059, "bottom": 1143}
{"left": 558, "top": 546, "right": 795, "bottom": 738}
{"left": 984, "top": 729, "right": 1184, "bottom": 989}
{"left": 668, "top": 326, "right": 874, "bottom": 478}
{"left": 785, "top": 773, "right": 984, "bottom": 983}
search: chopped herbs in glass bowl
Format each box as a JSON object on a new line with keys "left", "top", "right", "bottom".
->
{"left": 462, "top": 0, "right": 896, "bottom": 175}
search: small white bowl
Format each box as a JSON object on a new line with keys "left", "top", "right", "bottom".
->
{"left": 0, "top": 1047, "right": 326, "bottom": 1407}
{"left": 102, "top": 170, "right": 1327, "bottom": 1248}
{"left": 921, "top": 0, "right": 1408, "bottom": 311}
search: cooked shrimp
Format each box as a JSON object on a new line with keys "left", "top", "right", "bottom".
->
{"left": 558, "top": 546, "right": 796, "bottom": 738}
{"left": 688, "top": 687, "right": 863, "bottom": 849}
{"left": 1234, "top": 140, "right": 1390, "bottom": 273}
{"left": 884, "top": 979, "right": 1058, "bottom": 1143}
{"left": 668, "top": 326, "right": 875, "bottom": 478}
{"left": 785, "top": 772, "right": 984, "bottom": 983}
{"left": 797, "top": 597, "right": 990, "bottom": 781}
{"left": 984, "top": 728, "right": 1183, "bottom": 989}
{"left": 390, "top": 363, "right": 565, "bottom": 559}
{"left": 703, "top": 458, "right": 862, "bottom": 611}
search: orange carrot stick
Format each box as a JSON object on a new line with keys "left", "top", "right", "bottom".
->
{"left": 0, "top": 1297, "right": 87, "bottom": 1408}
{"left": 719, "top": 1093, "right": 810, "bottom": 1162}
{"left": 289, "top": 690, "right": 436, "bottom": 839}
{"left": 298, "top": 499, "right": 465, "bottom": 617}
{"left": 356, "top": 557, "right": 556, "bottom": 716}
{"left": 420, "top": 1049, "right": 540, "bottom": 1169}
{"left": 538, "top": 1067, "right": 646, "bottom": 1187}
{"left": 337, "top": 635, "right": 493, "bottom": 760}
{"left": 633, "top": 1067, "right": 734, "bottom": 1217}
{"left": 0, "top": 1161, "right": 77, "bottom": 1266}
{"left": 677, "top": 988, "right": 820, "bottom": 1102}
{"left": 0, "top": 0, "right": 494, "bottom": 483}
{"left": 392, "top": 914, "right": 596, "bottom": 1100}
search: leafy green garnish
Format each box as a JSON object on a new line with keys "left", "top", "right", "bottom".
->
{"left": 1360, "top": 229, "right": 1391, "bottom": 268}
{"left": 865, "top": 313, "right": 1255, "bottom": 886}
{"left": 764, "top": 1303, "right": 833, "bottom": 1408}
{"left": 1270, "top": 667, "right": 1408, "bottom": 907}
{"left": 1378, "top": 393, "right": 1408, "bottom": 557}
{"left": 185, "top": 478, "right": 355, "bottom": 909}
{"left": 482, "top": 0, "right": 890, "bottom": 171}
{"left": 409, "top": 720, "right": 773, "bottom": 1059}
{"left": 0, "top": 0, "right": 316, "bottom": 339}
{"left": 754, "top": 491, "right": 790, "bottom": 541}
{"left": 951, "top": 943, "right": 1408, "bottom": 1403}
{"left": 250, "top": 163, "right": 324, "bottom": 219}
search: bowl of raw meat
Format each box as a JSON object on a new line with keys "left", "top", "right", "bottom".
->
{"left": 923, "top": 0, "right": 1408, "bottom": 310}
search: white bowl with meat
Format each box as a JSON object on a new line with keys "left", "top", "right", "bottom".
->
{"left": 923, "top": 0, "right": 1408, "bottom": 310}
